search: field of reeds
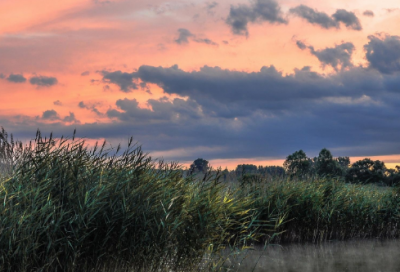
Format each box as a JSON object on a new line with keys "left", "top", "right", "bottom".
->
{"left": 1, "top": 128, "right": 400, "bottom": 271}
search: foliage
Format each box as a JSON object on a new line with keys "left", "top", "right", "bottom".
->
{"left": 283, "top": 150, "right": 312, "bottom": 178}
{"left": 346, "top": 158, "right": 387, "bottom": 184}
{"left": 188, "top": 158, "right": 209, "bottom": 174}
{"left": 314, "top": 148, "right": 343, "bottom": 177}
{"left": 0, "top": 128, "right": 277, "bottom": 272}
{"left": 238, "top": 177, "right": 400, "bottom": 243}
{"left": 235, "top": 164, "right": 257, "bottom": 176}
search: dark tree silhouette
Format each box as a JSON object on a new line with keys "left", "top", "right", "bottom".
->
{"left": 188, "top": 158, "right": 209, "bottom": 174}
{"left": 345, "top": 158, "right": 386, "bottom": 184}
{"left": 315, "top": 148, "right": 343, "bottom": 177}
{"left": 284, "top": 150, "right": 312, "bottom": 177}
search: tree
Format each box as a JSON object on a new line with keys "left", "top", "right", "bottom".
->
{"left": 345, "top": 158, "right": 386, "bottom": 184}
{"left": 384, "top": 166, "right": 400, "bottom": 186}
{"left": 315, "top": 148, "right": 343, "bottom": 177}
{"left": 188, "top": 158, "right": 209, "bottom": 174}
{"left": 235, "top": 164, "right": 257, "bottom": 177}
{"left": 283, "top": 150, "right": 312, "bottom": 177}
{"left": 336, "top": 156, "right": 350, "bottom": 169}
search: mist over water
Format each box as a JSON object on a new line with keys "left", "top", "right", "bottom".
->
{"left": 221, "top": 240, "right": 400, "bottom": 272}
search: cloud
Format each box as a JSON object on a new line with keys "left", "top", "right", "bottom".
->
{"left": 100, "top": 70, "right": 138, "bottom": 92}
{"left": 363, "top": 10, "right": 374, "bottom": 17}
{"left": 175, "top": 28, "right": 194, "bottom": 44}
{"left": 174, "top": 28, "right": 218, "bottom": 46}
{"left": 290, "top": 5, "right": 362, "bottom": 30}
{"left": 81, "top": 71, "right": 90, "bottom": 76}
{"left": 226, "top": 0, "right": 287, "bottom": 36}
{"left": 332, "top": 9, "right": 362, "bottom": 31}
{"left": 6, "top": 74, "right": 27, "bottom": 83}
{"left": 41, "top": 110, "right": 79, "bottom": 123}
{"left": 78, "top": 101, "right": 104, "bottom": 116}
{"left": 63, "top": 112, "right": 78, "bottom": 123}
{"left": 206, "top": 1, "right": 218, "bottom": 15}
{"left": 53, "top": 100, "right": 62, "bottom": 106}
{"left": 297, "top": 41, "right": 355, "bottom": 71}
{"left": 194, "top": 38, "right": 218, "bottom": 46}
{"left": 42, "top": 109, "right": 59, "bottom": 120}
{"left": 30, "top": 76, "right": 58, "bottom": 86}
{"left": 0, "top": 74, "right": 4, "bottom": 79}
{"left": 364, "top": 34, "right": 400, "bottom": 74}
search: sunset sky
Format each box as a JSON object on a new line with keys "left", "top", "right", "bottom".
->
{"left": 1, "top": 0, "right": 400, "bottom": 169}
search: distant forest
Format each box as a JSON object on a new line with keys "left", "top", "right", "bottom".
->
{"left": 187, "top": 148, "right": 400, "bottom": 186}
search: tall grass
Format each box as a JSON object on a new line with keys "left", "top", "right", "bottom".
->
{"left": 238, "top": 177, "right": 400, "bottom": 243}
{"left": 2, "top": 128, "right": 400, "bottom": 271}
{"left": 0, "top": 129, "right": 280, "bottom": 272}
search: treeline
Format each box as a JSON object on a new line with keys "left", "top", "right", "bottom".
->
{"left": 284, "top": 148, "right": 400, "bottom": 186}
{"left": 188, "top": 148, "right": 400, "bottom": 186}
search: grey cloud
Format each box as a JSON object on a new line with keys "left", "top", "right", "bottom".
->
{"left": 30, "top": 76, "right": 58, "bottom": 86}
{"left": 226, "top": 0, "right": 287, "bottom": 36}
{"left": 298, "top": 41, "right": 355, "bottom": 71}
{"left": 6, "top": 38, "right": 400, "bottom": 163}
{"left": 78, "top": 101, "right": 104, "bottom": 116}
{"left": 290, "top": 5, "right": 362, "bottom": 30}
{"left": 100, "top": 70, "right": 138, "bottom": 92}
{"left": 332, "top": 9, "right": 362, "bottom": 31}
{"left": 296, "top": 40, "right": 307, "bottom": 50}
{"left": 206, "top": 1, "right": 218, "bottom": 15}
{"left": 53, "top": 100, "right": 62, "bottom": 106}
{"left": 175, "top": 28, "right": 218, "bottom": 46}
{"left": 0, "top": 73, "right": 4, "bottom": 79}
{"left": 5, "top": 60, "right": 400, "bottom": 162}
{"left": 42, "top": 110, "right": 59, "bottom": 120}
{"left": 78, "top": 101, "right": 86, "bottom": 108}
{"left": 363, "top": 10, "right": 374, "bottom": 17}
{"left": 364, "top": 34, "right": 400, "bottom": 74}
{"left": 7, "top": 74, "right": 27, "bottom": 83}
{"left": 81, "top": 71, "right": 90, "bottom": 76}
{"left": 175, "top": 28, "right": 194, "bottom": 44}
{"left": 194, "top": 38, "right": 218, "bottom": 46}
{"left": 63, "top": 112, "right": 78, "bottom": 123}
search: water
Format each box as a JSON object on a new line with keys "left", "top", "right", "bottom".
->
{"left": 219, "top": 240, "right": 400, "bottom": 272}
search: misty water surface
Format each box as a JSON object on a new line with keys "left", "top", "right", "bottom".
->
{"left": 220, "top": 240, "right": 400, "bottom": 272}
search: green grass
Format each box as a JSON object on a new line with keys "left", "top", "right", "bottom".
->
{"left": 0, "top": 130, "right": 278, "bottom": 272}
{"left": 238, "top": 177, "right": 400, "bottom": 243}
{"left": 1, "top": 128, "right": 400, "bottom": 271}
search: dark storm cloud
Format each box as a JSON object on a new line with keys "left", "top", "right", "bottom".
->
{"left": 100, "top": 70, "right": 138, "bottom": 92}
{"left": 30, "top": 76, "right": 58, "bottom": 86}
{"left": 364, "top": 34, "right": 400, "bottom": 74}
{"left": 297, "top": 41, "right": 355, "bottom": 71}
{"left": 363, "top": 10, "right": 374, "bottom": 17}
{"left": 175, "top": 29, "right": 217, "bottom": 46}
{"left": 290, "top": 5, "right": 362, "bottom": 30}
{"left": 6, "top": 37, "right": 400, "bottom": 162}
{"left": 226, "top": 0, "right": 287, "bottom": 36}
{"left": 6, "top": 74, "right": 26, "bottom": 83}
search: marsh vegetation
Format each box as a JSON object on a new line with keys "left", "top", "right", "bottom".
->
{"left": 1, "top": 128, "right": 400, "bottom": 271}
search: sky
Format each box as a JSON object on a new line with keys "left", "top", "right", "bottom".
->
{"left": 1, "top": 0, "right": 400, "bottom": 169}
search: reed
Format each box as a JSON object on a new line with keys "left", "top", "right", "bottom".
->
{"left": 238, "top": 177, "right": 400, "bottom": 243}
{"left": 0, "top": 129, "right": 278, "bottom": 272}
